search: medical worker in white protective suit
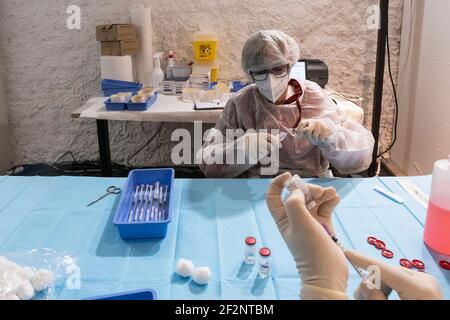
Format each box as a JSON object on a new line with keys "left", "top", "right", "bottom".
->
{"left": 200, "top": 30, "right": 375, "bottom": 178}
{"left": 266, "top": 172, "right": 444, "bottom": 300}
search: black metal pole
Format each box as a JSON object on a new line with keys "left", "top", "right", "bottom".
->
{"left": 96, "top": 119, "right": 113, "bottom": 177}
{"left": 368, "top": 0, "right": 390, "bottom": 177}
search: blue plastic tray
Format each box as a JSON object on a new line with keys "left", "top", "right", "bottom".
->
{"left": 101, "top": 79, "right": 142, "bottom": 89}
{"left": 113, "top": 169, "right": 175, "bottom": 240}
{"left": 104, "top": 98, "right": 128, "bottom": 111}
{"left": 85, "top": 289, "right": 157, "bottom": 301}
{"left": 102, "top": 88, "right": 141, "bottom": 97}
{"left": 127, "top": 93, "right": 158, "bottom": 112}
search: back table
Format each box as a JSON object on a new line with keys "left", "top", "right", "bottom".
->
{"left": 0, "top": 175, "right": 448, "bottom": 300}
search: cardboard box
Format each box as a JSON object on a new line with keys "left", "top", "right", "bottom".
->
{"left": 96, "top": 24, "right": 137, "bottom": 42}
{"left": 101, "top": 39, "right": 139, "bottom": 56}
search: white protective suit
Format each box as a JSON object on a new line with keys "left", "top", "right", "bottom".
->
{"left": 199, "top": 30, "right": 375, "bottom": 178}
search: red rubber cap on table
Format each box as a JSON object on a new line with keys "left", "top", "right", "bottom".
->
{"left": 412, "top": 259, "right": 425, "bottom": 270}
{"left": 245, "top": 237, "right": 257, "bottom": 246}
{"left": 367, "top": 237, "right": 378, "bottom": 245}
{"left": 400, "top": 259, "right": 413, "bottom": 269}
{"left": 382, "top": 249, "right": 394, "bottom": 259}
{"left": 259, "top": 247, "right": 271, "bottom": 257}
{"left": 439, "top": 261, "right": 450, "bottom": 271}
{"left": 375, "top": 240, "right": 386, "bottom": 250}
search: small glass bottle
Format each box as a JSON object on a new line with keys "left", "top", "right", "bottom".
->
{"left": 258, "top": 247, "right": 271, "bottom": 278}
{"left": 285, "top": 175, "right": 317, "bottom": 210}
{"left": 244, "top": 237, "right": 257, "bottom": 265}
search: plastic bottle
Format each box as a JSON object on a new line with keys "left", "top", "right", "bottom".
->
{"left": 152, "top": 52, "right": 165, "bottom": 91}
{"left": 424, "top": 156, "right": 450, "bottom": 254}
{"left": 244, "top": 237, "right": 257, "bottom": 265}
{"left": 166, "top": 50, "right": 175, "bottom": 81}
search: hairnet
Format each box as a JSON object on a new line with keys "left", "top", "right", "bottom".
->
{"left": 241, "top": 30, "right": 301, "bottom": 76}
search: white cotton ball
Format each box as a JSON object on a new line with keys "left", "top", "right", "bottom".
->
{"left": 192, "top": 267, "right": 212, "bottom": 286}
{"left": 17, "top": 267, "right": 35, "bottom": 281}
{"left": 175, "top": 259, "right": 194, "bottom": 278}
{"left": 16, "top": 280, "right": 35, "bottom": 300}
{"left": 31, "top": 269, "right": 54, "bottom": 292}
{"left": 0, "top": 269, "right": 23, "bottom": 294}
{"left": 0, "top": 257, "right": 19, "bottom": 272}
{"left": 4, "top": 294, "right": 20, "bottom": 301}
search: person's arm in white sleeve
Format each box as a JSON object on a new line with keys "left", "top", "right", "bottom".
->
{"left": 199, "top": 100, "right": 280, "bottom": 178}
{"left": 298, "top": 99, "right": 375, "bottom": 175}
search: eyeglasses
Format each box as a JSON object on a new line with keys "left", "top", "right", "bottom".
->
{"left": 250, "top": 64, "right": 290, "bottom": 82}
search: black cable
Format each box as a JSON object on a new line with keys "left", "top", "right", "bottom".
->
{"left": 378, "top": 26, "right": 400, "bottom": 158}
{"left": 127, "top": 123, "right": 164, "bottom": 168}
{"left": 52, "top": 151, "right": 77, "bottom": 166}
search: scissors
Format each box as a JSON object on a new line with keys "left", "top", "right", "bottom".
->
{"left": 87, "top": 186, "right": 122, "bottom": 207}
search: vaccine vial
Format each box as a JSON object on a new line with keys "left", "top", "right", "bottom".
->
{"left": 285, "top": 175, "right": 317, "bottom": 210}
{"left": 244, "top": 237, "right": 257, "bottom": 265}
{"left": 258, "top": 247, "right": 271, "bottom": 278}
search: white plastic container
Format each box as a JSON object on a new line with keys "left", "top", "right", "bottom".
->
{"left": 424, "top": 156, "right": 450, "bottom": 254}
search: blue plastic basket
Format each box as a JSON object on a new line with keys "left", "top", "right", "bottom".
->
{"left": 102, "top": 88, "right": 141, "bottom": 97}
{"left": 104, "top": 98, "right": 128, "bottom": 111}
{"left": 127, "top": 93, "right": 158, "bottom": 112}
{"left": 231, "top": 81, "right": 249, "bottom": 93}
{"left": 113, "top": 169, "right": 175, "bottom": 240}
{"left": 85, "top": 289, "right": 157, "bottom": 301}
{"left": 101, "top": 79, "right": 142, "bottom": 97}
{"left": 101, "top": 79, "right": 142, "bottom": 89}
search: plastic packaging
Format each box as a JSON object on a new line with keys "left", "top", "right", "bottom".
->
{"left": 0, "top": 249, "right": 77, "bottom": 300}
{"left": 424, "top": 156, "right": 450, "bottom": 254}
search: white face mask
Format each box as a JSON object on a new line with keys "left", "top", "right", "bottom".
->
{"left": 256, "top": 74, "right": 289, "bottom": 103}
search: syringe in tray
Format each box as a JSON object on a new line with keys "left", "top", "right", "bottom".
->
{"left": 128, "top": 183, "right": 169, "bottom": 223}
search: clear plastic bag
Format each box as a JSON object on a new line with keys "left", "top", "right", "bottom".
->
{"left": 0, "top": 248, "right": 77, "bottom": 300}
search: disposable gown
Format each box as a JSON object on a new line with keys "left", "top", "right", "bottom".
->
{"left": 199, "top": 79, "right": 375, "bottom": 178}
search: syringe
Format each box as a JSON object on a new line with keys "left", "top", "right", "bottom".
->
{"left": 321, "top": 223, "right": 367, "bottom": 279}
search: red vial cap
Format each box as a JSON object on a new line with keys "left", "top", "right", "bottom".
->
{"left": 382, "top": 250, "right": 394, "bottom": 259}
{"left": 439, "top": 261, "right": 450, "bottom": 271}
{"left": 400, "top": 259, "right": 413, "bottom": 269}
{"left": 259, "top": 247, "right": 271, "bottom": 257}
{"left": 412, "top": 260, "right": 425, "bottom": 270}
{"left": 375, "top": 240, "right": 386, "bottom": 250}
{"left": 245, "top": 237, "right": 257, "bottom": 246}
{"left": 367, "top": 237, "right": 378, "bottom": 245}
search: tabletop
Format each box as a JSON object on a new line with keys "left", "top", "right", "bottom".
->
{"left": 0, "top": 175, "right": 448, "bottom": 300}
{"left": 71, "top": 95, "right": 222, "bottom": 123}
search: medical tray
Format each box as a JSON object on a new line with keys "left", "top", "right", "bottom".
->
{"left": 113, "top": 169, "right": 175, "bottom": 240}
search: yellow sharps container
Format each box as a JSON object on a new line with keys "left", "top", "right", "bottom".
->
{"left": 193, "top": 32, "right": 219, "bottom": 64}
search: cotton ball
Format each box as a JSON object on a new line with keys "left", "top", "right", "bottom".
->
{"left": 0, "top": 270, "right": 23, "bottom": 294}
{"left": 4, "top": 294, "right": 20, "bottom": 301}
{"left": 31, "top": 269, "right": 54, "bottom": 292}
{"left": 192, "top": 267, "right": 212, "bottom": 286}
{"left": 16, "top": 280, "right": 35, "bottom": 300}
{"left": 17, "top": 267, "right": 35, "bottom": 281}
{"left": 175, "top": 259, "right": 194, "bottom": 278}
{"left": 0, "top": 257, "right": 19, "bottom": 272}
